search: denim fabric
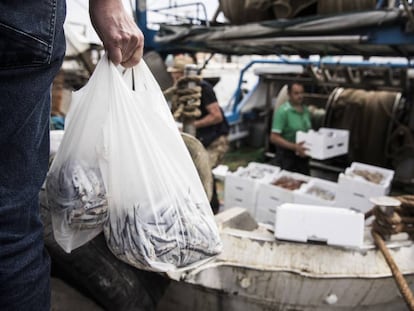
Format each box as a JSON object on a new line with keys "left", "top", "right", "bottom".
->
{"left": 0, "top": 1, "right": 66, "bottom": 310}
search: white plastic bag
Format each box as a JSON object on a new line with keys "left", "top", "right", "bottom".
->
{"left": 46, "top": 57, "right": 112, "bottom": 252}
{"left": 48, "top": 55, "right": 222, "bottom": 270}
{"left": 102, "top": 58, "right": 222, "bottom": 272}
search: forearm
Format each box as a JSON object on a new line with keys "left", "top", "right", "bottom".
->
{"left": 89, "top": 0, "right": 123, "bottom": 9}
{"left": 89, "top": 0, "right": 144, "bottom": 67}
{"left": 194, "top": 114, "right": 221, "bottom": 128}
{"left": 89, "top": 0, "right": 124, "bottom": 28}
{"left": 270, "top": 132, "right": 297, "bottom": 152}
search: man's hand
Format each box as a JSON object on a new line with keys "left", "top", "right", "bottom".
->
{"left": 89, "top": 0, "right": 144, "bottom": 67}
{"left": 295, "top": 141, "right": 309, "bottom": 158}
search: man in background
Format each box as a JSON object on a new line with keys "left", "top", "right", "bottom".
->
{"left": 168, "top": 55, "right": 229, "bottom": 212}
{"left": 270, "top": 82, "right": 311, "bottom": 175}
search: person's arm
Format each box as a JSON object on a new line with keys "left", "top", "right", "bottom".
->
{"left": 89, "top": 0, "right": 144, "bottom": 68}
{"left": 269, "top": 132, "right": 308, "bottom": 157}
{"left": 194, "top": 102, "right": 223, "bottom": 128}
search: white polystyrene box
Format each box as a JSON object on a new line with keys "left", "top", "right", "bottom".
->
{"left": 224, "top": 165, "right": 277, "bottom": 216}
{"left": 336, "top": 162, "right": 394, "bottom": 213}
{"left": 296, "top": 127, "right": 349, "bottom": 160}
{"left": 212, "top": 164, "right": 229, "bottom": 181}
{"left": 294, "top": 178, "right": 338, "bottom": 207}
{"left": 339, "top": 162, "right": 394, "bottom": 196}
{"left": 335, "top": 193, "right": 373, "bottom": 214}
{"left": 275, "top": 203, "right": 364, "bottom": 248}
{"left": 255, "top": 170, "right": 311, "bottom": 227}
{"left": 246, "top": 162, "right": 281, "bottom": 178}
{"left": 50, "top": 130, "right": 65, "bottom": 156}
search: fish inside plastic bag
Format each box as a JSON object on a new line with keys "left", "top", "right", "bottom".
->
{"left": 46, "top": 55, "right": 222, "bottom": 272}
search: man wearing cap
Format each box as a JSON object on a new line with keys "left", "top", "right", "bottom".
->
{"left": 167, "top": 55, "right": 229, "bottom": 213}
{"left": 167, "top": 55, "right": 229, "bottom": 170}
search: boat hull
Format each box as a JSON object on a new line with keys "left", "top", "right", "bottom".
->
{"left": 158, "top": 267, "right": 412, "bottom": 311}
{"left": 157, "top": 207, "right": 414, "bottom": 311}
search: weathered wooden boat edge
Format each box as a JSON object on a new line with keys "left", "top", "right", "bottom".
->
{"left": 157, "top": 207, "right": 414, "bottom": 311}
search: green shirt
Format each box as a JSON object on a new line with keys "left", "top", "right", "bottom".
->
{"left": 271, "top": 101, "right": 311, "bottom": 143}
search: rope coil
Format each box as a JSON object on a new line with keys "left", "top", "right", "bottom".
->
{"left": 372, "top": 195, "right": 414, "bottom": 239}
{"left": 164, "top": 76, "right": 203, "bottom": 120}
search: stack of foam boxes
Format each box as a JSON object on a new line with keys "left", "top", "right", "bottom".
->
{"left": 255, "top": 171, "right": 312, "bottom": 228}
{"left": 270, "top": 176, "right": 365, "bottom": 249}
{"left": 223, "top": 162, "right": 280, "bottom": 217}
{"left": 335, "top": 162, "right": 395, "bottom": 214}
{"left": 224, "top": 160, "right": 393, "bottom": 249}
{"left": 271, "top": 162, "right": 394, "bottom": 249}
{"left": 255, "top": 171, "right": 366, "bottom": 248}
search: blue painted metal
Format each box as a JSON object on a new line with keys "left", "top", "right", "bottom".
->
{"left": 135, "top": 1, "right": 414, "bottom": 55}
{"left": 376, "top": 0, "right": 386, "bottom": 9}
{"left": 135, "top": 0, "right": 209, "bottom": 54}
{"left": 135, "top": 0, "right": 159, "bottom": 53}
{"left": 224, "top": 58, "right": 414, "bottom": 124}
{"left": 133, "top": 0, "right": 414, "bottom": 125}
{"left": 149, "top": 2, "right": 210, "bottom": 26}
{"left": 367, "top": 25, "right": 414, "bottom": 45}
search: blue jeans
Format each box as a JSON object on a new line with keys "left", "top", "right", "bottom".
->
{"left": 0, "top": 1, "right": 66, "bottom": 310}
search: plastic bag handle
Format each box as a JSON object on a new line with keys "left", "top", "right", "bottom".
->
{"left": 131, "top": 67, "right": 135, "bottom": 91}
{"left": 121, "top": 60, "right": 163, "bottom": 93}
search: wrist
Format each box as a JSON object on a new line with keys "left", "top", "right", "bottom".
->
{"left": 90, "top": 0, "right": 123, "bottom": 10}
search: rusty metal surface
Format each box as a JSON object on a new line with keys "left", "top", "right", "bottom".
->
{"left": 181, "top": 132, "right": 214, "bottom": 201}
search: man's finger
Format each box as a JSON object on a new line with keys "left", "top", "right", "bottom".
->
{"left": 107, "top": 45, "right": 123, "bottom": 66}
{"left": 121, "top": 50, "right": 143, "bottom": 68}
{"left": 120, "top": 36, "right": 139, "bottom": 64}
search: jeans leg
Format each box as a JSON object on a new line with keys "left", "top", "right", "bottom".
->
{"left": 0, "top": 89, "right": 52, "bottom": 310}
{"left": 0, "top": 1, "right": 66, "bottom": 310}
